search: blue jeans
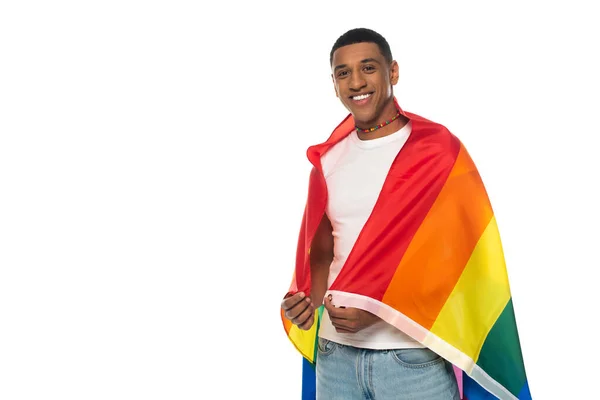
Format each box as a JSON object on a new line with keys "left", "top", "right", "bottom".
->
{"left": 316, "top": 338, "right": 460, "bottom": 400}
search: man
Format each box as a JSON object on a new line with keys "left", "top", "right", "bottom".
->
{"left": 281, "top": 28, "right": 530, "bottom": 400}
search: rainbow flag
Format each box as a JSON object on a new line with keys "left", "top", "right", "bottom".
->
{"left": 281, "top": 100, "right": 531, "bottom": 399}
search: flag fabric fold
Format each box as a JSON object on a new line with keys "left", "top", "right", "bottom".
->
{"left": 281, "top": 100, "right": 531, "bottom": 399}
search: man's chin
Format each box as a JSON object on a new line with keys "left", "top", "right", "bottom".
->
{"left": 352, "top": 113, "right": 376, "bottom": 128}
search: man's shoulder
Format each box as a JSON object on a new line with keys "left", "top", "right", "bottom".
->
{"left": 405, "top": 112, "right": 461, "bottom": 163}
{"left": 406, "top": 111, "right": 451, "bottom": 133}
{"left": 407, "top": 112, "right": 457, "bottom": 141}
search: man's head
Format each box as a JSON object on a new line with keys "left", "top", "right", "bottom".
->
{"left": 330, "top": 28, "right": 399, "bottom": 129}
{"left": 329, "top": 28, "right": 393, "bottom": 67}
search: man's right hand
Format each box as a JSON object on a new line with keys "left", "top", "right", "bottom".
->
{"left": 281, "top": 292, "right": 315, "bottom": 330}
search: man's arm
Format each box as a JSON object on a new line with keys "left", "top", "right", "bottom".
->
{"left": 281, "top": 213, "right": 333, "bottom": 331}
{"left": 309, "top": 213, "right": 334, "bottom": 306}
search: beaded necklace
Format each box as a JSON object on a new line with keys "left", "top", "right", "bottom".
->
{"left": 356, "top": 110, "right": 401, "bottom": 133}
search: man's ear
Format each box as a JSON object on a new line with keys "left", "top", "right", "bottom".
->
{"left": 331, "top": 74, "right": 339, "bottom": 98}
{"left": 390, "top": 60, "right": 399, "bottom": 85}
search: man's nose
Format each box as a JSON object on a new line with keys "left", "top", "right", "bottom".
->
{"left": 349, "top": 72, "right": 367, "bottom": 91}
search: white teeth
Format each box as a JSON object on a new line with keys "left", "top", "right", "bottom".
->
{"left": 352, "top": 93, "right": 371, "bottom": 101}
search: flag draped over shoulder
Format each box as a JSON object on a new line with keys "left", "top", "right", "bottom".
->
{"left": 281, "top": 100, "right": 531, "bottom": 400}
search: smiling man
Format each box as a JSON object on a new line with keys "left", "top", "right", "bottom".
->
{"left": 332, "top": 40, "right": 402, "bottom": 140}
{"left": 281, "top": 28, "right": 530, "bottom": 400}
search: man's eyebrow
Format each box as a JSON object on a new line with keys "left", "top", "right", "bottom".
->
{"left": 333, "top": 58, "right": 382, "bottom": 72}
{"left": 333, "top": 64, "right": 347, "bottom": 72}
{"left": 360, "top": 58, "right": 381, "bottom": 64}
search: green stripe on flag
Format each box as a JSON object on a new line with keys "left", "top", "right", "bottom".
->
{"left": 476, "top": 298, "right": 527, "bottom": 396}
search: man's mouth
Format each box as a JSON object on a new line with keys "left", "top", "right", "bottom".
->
{"left": 351, "top": 93, "right": 372, "bottom": 101}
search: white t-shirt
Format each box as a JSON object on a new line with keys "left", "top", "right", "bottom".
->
{"left": 318, "top": 121, "right": 424, "bottom": 349}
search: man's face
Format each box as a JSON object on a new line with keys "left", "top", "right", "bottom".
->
{"left": 331, "top": 42, "right": 398, "bottom": 127}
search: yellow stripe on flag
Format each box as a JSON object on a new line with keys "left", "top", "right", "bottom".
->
{"left": 287, "top": 309, "right": 320, "bottom": 364}
{"left": 429, "top": 216, "right": 511, "bottom": 362}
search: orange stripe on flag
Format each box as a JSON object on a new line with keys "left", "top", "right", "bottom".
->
{"left": 382, "top": 144, "right": 493, "bottom": 329}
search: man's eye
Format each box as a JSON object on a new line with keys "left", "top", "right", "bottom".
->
{"left": 363, "top": 65, "right": 375, "bottom": 72}
{"left": 337, "top": 71, "right": 348, "bottom": 78}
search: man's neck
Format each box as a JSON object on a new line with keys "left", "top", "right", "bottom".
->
{"left": 356, "top": 115, "right": 409, "bottom": 141}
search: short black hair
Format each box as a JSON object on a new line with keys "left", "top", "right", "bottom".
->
{"left": 330, "top": 28, "right": 393, "bottom": 66}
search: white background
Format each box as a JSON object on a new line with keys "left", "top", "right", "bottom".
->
{"left": 1, "top": 1, "right": 598, "bottom": 399}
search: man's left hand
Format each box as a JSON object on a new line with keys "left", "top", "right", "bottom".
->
{"left": 324, "top": 294, "right": 381, "bottom": 333}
